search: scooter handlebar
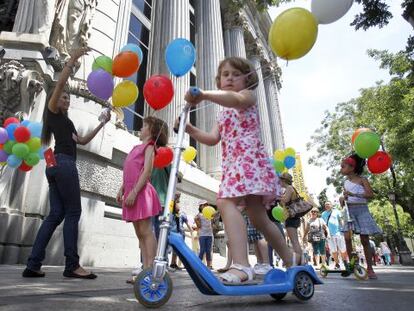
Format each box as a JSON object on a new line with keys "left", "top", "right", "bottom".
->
{"left": 189, "top": 86, "right": 201, "bottom": 97}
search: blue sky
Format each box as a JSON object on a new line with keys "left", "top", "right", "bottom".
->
{"left": 268, "top": 1, "right": 411, "bottom": 202}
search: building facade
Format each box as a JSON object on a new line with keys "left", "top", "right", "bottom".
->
{"left": 0, "top": 0, "right": 285, "bottom": 267}
{"left": 291, "top": 153, "right": 309, "bottom": 200}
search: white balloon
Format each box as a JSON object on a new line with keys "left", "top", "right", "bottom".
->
{"left": 311, "top": 0, "right": 354, "bottom": 24}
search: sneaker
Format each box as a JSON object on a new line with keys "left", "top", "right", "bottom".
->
{"left": 335, "top": 263, "right": 341, "bottom": 270}
{"left": 367, "top": 269, "right": 378, "bottom": 279}
{"left": 254, "top": 263, "right": 272, "bottom": 275}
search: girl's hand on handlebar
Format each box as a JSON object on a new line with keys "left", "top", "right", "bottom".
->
{"left": 185, "top": 88, "right": 203, "bottom": 106}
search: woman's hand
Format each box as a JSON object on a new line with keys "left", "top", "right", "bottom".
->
{"left": 184, "top": 89, "right": 204, "bottom": 106}
{"left": 116, "top": 187, "right": 124, "bottom": 203}
{"left": 69, "top": 47, "right": 90, "bottom": 61}
{"left": 124, "top": 190, "right": 137, "bottom": 207}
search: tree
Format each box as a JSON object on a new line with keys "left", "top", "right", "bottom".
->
{"left": 307, "top": 50, "right": 414, "bottom": 220}
{"left": 317, "top": 188, "right": 328, "bottom": 212}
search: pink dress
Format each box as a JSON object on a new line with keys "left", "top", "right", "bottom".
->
{"left": 217, "top": 105, "right": 279, "bottom": 200}
{"left": 122, "top": 142, "right": 161, "bottom": 221}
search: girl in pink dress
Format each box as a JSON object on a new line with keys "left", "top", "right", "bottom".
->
{"left": 181, "top": 57, "right": 301, "bottom": 284}
{"left": 117, "top": 117, "right": 167, "bottom": 269}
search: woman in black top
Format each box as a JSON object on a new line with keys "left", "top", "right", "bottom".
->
{"left": 22, "top": 48, "right": 110, "bottom": 279}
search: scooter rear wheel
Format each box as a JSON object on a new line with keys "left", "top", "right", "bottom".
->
{"left": 353, "top": 265, "right": 368, "bottom": 280}
{"left": 134, "top": 268, "right": 173, "bottom": 308}
{"left": 293, "top": 272, "right": 314, "bottom": 301}
{"left": 319, "top": 265, "right": 328, "bottom": 278}
{"left": 270, "top": 293, "right": 287, "bottom": 301}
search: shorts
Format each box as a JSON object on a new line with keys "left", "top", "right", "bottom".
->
{"left": 312, "top": 239, "right": 326, "bottom": 256}
{"left": 327, "top": 234, "right": 346, "bottom": 253}
{"left": 342, "top": 205, "right": 382, "bottom": 235}
{"left": 244, "top": 215, "right": 263, "bottom": 243}
{"left": 285, "top": 216, "right": 301, "bottom": 229}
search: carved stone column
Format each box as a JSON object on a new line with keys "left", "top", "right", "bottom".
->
{"left": 195, "top": 0, "right": 224, "bottom": 177}
{"left": 222, "top": 8, "right": 247, "bottom": 58}
{"left": 246, "top": 42, "right": 273, "bottom": 155}
{"left": 263, "top": 60, "right": 285, "bottom": 150}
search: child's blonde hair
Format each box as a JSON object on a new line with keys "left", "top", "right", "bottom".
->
{"left": 215, "top": 57, "right": 258, "bottom": 90}
{"left": 143, "top": 116, "right": 168, "bottom": 147}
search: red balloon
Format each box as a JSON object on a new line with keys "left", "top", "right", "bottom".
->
{"left": 143, "top": 75, "right": 174, "bottom": 110}
{"left": 112, "top": 51, "right": 139, "bottom": 78}
{"left": 352, "top": 128, "right": 371, "bottom": 144}
{"left": 154, "top": 147, "right": 173, "bottom": 168}
{"left": 3, "top": 117, "right": 20, "bottom": 128}
{"left": 18, "top": 161, "right": 33, "bottom": 172}
{"left": 14, "top": 126, "right": 31, "bottom": 142}
{"left": 367, "top": 151, "right": 392, "bottom": 174}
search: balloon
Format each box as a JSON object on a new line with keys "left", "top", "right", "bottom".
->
{"left": 354, "top": 132, "right": 380, "bottom": 158}
{"left": 0, "top": 127, "right": 8, "bottom": 144}
{"left": 38, "top": 147, "right": 46, "bottom": 159}
{"left": 3, "top": 140, "right": 16, "bottom": 154}
{"left": 273, "top": 149, "right": 285, "bottom": 161}
{"left": 12, "top": 143, "right": 29, "bottom": 158}
{"left": 25, "top": 152, "right": 40, "bottom": 166}
{"left": 352, "top": 127, "right": 371, "bottom": 144}
{"left": 27, "top": 122, "right": 42, "bottom": 138}
{"left": 311, "top": 0, "right": 354, "bottom": 24}
{"left": 112, "top": 51, "right": 139, "bottom": 78}
{"left": 153, "top": 147, "right": 173, "bottom": 168}
{"left": 271, "top": 205, "right": 287, "bottom": 222}
{"left": 112, "top": 81, "right": 139, "bottom": 108}
{"left": 92, "top": 55, "right": 113, "bottom": 74}
{"left": 87, "top": 69, "right": 114, "bottom": 100}
{"left": 19, "top": 162, "right": 33, "bottom": 172}
{"left": 269, "top": 8, "right": 318, "bottom": 60}
{"left": 6, "top": 123, "right": 19, "bottom": 141}
{"left": 202, "top": 206, "right": 216, "bottom": 220}
{"left": 182, "top": 146, "right": 197, "bottom": 163}
{"left": 165, "top": 38, "right": 196, "bottom": 77}
{"left": 7, "top": 154, "right": 22, "bottom": 168}
{"left": 284, "top": 147, "right": 296, "bottom": 158}
{"left": 0, "top": 144, "right": 2, "bottom": 150}
{"left": 21, "top": 120, "right": 31, "bottom": 127}
{"left": 0, "top": 150, "right": 8, "bottom": 162}
{"left": 26, "top": 137, "right": 41, "bottom": 152}
{"left": 14, "top": 126, "right": 31, "bottom": 143}
{"left": 121, "top": 43, "right": 143, "bottom": 64}
{"left": 284, "top": 156, "right": 296, "bottom": 169}
{"left": 273, "top": 160, "right": 285, "bottom": 173}
{"left": 143, "top": 75, "right": 174, "bottom": 110}
{"left": 3, "top": 117, "right": 19, "bottom": 128}
{"left": 367, "top": 151, "right": 392, "bottom": 174}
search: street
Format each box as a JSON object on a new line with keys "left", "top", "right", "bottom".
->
{"left": 0, "top": 265, "right": 413, "bottom": 310}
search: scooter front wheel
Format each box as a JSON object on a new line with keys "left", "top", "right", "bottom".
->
{"left": 134, "top": 268, "right": 173, "bottom": 308}
{"left": 353, "top": 265, "right": 368, "bottom": 281}
{"left": 293, "top": 272, "right": 315, "bottom": 301}
{"left": 319, "top": 265, "right": 328, "bottom": 278}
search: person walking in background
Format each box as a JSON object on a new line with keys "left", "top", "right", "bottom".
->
{"left": 195, "top": 202, "right": 214, "bottom": 269}
{"left": 380, "top": 240, "right": 392, "bottom": 265}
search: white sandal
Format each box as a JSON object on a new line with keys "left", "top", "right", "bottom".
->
{"left": 219, "top": 264, "right": 256, "bottom": 285}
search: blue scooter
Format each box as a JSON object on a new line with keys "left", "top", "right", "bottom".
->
{"left": 133, "top": 88, "right": 323, "bottom": 308}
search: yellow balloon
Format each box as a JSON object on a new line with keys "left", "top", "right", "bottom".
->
{"left": 273, "top": 149, "right": 285, "bottom": 161}
{"left": 112, "top": 80, "right": 139, "bottom": 108}
{"left": 182, "top": 146, "right": 197, "bottom": 163}
{"left": 202, "top": 206, "right": 216, "bottom": 220}
{"left": 284, "top": 147, "right": 296, "bottom": 157}
{"left": 269, "top": 8, "right": 318, "bottom": 60}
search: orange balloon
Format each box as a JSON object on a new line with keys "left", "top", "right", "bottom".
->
{"left": 112, "top": 51, "right": 139, "bottom": 78}
{"left": 352, "top": 128, "right": 371, "bottom": 144}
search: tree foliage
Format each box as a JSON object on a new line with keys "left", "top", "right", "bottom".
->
{"left": 307, "top": 50, "right": 414, "bottom": 220}
{"left": 317, "top": 188, "right": 328, "bottom": 212}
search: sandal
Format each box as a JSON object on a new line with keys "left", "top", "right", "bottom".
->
{"left": 219, "top": 264, "right": 256, "bottom": 285}
{"left": 217, "top": 267, "right": 230, "bottom": 273}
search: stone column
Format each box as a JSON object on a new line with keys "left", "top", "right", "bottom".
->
{"left": 222, "top": 9, "right": 247, "bottom": 58}
{"left": 147, "top": 0, "right": 190, "bottom": 145}
{"left": 263, "top": 60, "right": 285, "bottom": 150}
{"left": 246, "top": 42, "right": 273, "bottom": 156}
{"left": 195, "top": 0, "right": 225, "bottom": 177}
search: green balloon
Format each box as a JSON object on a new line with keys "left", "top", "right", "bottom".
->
{"left": 273, "top": 160, "right": 285, "bottom": 173}
{"left": 12, "top": 143, "right": 29, "bottom": 158}
{"left": 26, "top": 137, "right": 41, "bottom": 152}
{"left": 25, "top": 152, "right": 40, "bottom": 166}
{"left": 354, "top": 132, "right": 380, "bottom": 158}
{"left": 272, "top": 206, "right": 286, "bottom": 222}
{"left": 3, "top": 140, "right": 16, "bottom": 154}
{"left": 92, "top": 56, "right": 113, "bottom": 74}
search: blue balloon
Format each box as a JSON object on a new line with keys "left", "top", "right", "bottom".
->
{"left": 6, "top": 123, "right": 18, "bottom": 141}
{"left": 38, "top": 147, "right": 46, "bottom": 160}
{"left": 165, "top": 38, "right": 196, "bottom": 77}
{"left": 27, "top": 122, "right": 42, "bottom": 138}
{"left": 7, "top": 154, "right": 22, "bottom": 168}
{"left": 121, "top": 43, "right": 143, "bottom": 64}
{"left": 21, "top": 120, "right": 31, "bottom": 127}
{"left": 284, "top": 156, "right": 296, "bottom": 169}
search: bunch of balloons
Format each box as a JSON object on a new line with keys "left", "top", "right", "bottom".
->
{"left": 269, "top": 0, "right": 354, "bottom": 60}
{"left": 351, "top": 128, "right": 392, "bottom": 174}
{"left": 0, "top": 117, "right": 44, "bottom": 172}
{"left": 272, "top": 147, "right": 296, "bottom": 173}
{"left": 202, "top": 206, "right": 216, "bottom": 220}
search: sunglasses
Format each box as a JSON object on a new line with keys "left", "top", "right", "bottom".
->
{"left": 311, "top": 211, "right": 318, "bottom": 214}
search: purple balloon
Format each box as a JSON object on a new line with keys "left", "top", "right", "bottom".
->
{"left": 87, "top": 69, "right": 114, "bottom": 100}
{"left": 0, "top": 150, "right": 8, "bottom": 162}
{"left": 0, "top": 127, "right": 8, "bottom": 144}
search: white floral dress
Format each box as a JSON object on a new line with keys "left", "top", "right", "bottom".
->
{"left": 217, "top": 104, "right": 279, "bottom": 200}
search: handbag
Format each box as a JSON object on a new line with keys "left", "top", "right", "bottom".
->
{"left": 286, "top": 187, "right": 313, "bottom": 218}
